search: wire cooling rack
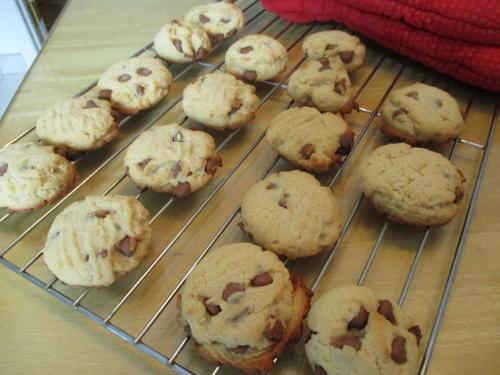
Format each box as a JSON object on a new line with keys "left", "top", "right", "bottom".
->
{"left": 0, "top": 0, "right": 498, "bottom": 374}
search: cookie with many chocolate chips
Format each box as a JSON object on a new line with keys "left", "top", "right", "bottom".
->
{"left": 240, "top": 170, "right": 342, "bottom": 259}
{"left": 265, "top": 107, "right": 354, "bottom": 172}
{"left": 124, "top": 123, "right": 221, "bottom": 196}
{"left": 43, "top": 195, "right": 152, "bottom": 287}
{"left": 305, "top": 285, "right": 421, "bottom": 375}
{"left": 180, "top": 242, "right": 311, "bottom": 374}
{"left": 185, "top": 2, "right": 244, "bottom": 40}
{"left": 97, "top": 56, "right": 172, "bottom": 115}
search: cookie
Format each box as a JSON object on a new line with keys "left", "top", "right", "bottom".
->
{"left": 182, "top": 71, "right": 259, "bottom": 130}
{"left": 240, "top": 170, "right": 342, "bottom": 259}
{"left": 35, "top": 96, "right": 119, "bottom": 152}
{"left": 302, "top": 30, "right": 366, "bottom": 72}
{"left": 225, "top": 34, "right": 288, "bottom": 81}
{"left": 0, "top": 142, "right": 76, "bottom": 211}
{"left": 305, "top": 285, "right": 421, "bottom": 375}
{"left": 97, "top": 56, "right": 172, "bottom": 115}
{"left": 124, "top": 123, "right": 221, "bottom": 197}
{"left": 265, "top": 107, "right": 354, "bottom": 172}
{"left": 180, "top": 242, "right": 311, "bottom": 374}
{"left": 43, "top": 195, "right": 151, "bottom": 287}
{"left": 185, "top": 2, "right": 244, "bottom": 41}
{"left": 287, "top": 57, "right": 355, "bottom": 113}
{"left": 360, "top": 143, "right": 466, "bottom": 226}
{"left": 380, "top": 83, "right": 464, "bottom": 144}
{"left": 154, "top": 20, "right": 211, "bottom": 63}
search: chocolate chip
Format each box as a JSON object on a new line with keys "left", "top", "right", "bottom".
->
{"left": 278, "top": 193, "right": 289, "bottom": 209}
{"left": 136, "top": 85, "right": 145, "bottom": 96}
{"left": 408, "top": 325, "right": 422, "bottom": 346}
{"left": 93, "top": 210, "right": 110, "bottom": 219}
{"left": 223, "top": 282, "right": 245, "bottom": 301}
{"left": 377, "top": 299, "right": 396, "bottom": 324}
{"left": 266, "top": 182, "right": 277, "bottom": 190}
{"left": 118, "top": 74, "right": 131, "bottom": 82}
{"left": 454, "top": 185, "right": 465, "bottom": 203}
{"left": 251, "top": 272, "right": 273, "bottom": 286}
{"left": 172, "top": 182, "right": 191, "bottom": 197}
{"left": 331, "top": 335, "right": 361, "bottom": 351}
{"left": 340, "top": 50, "right": 354, "bottom": 64}
{"left": 406, "top": 91, "right": 419, "bottom": 100}
{"left": 242, "top": 70, "right": 257, "bottom": 81}
{"left": 172, "top": 161, "right": 182, "bottom": 178}
{"left": 184, "top": 324, "right": 192, "bottom": 336}
{"left": 315, "top": 365, "right": 327, "bottom": 375}
{"left": 337, "top": 130, "right": 354, "bottom": 155}
{"left": 136, "top": 67, "right": 152, "bottom": 76}
{"left": 392, "top": 108, "right": 408, "bottom": 118}
{"left": 227, "top": 28, "right": 238, "bottom": 38}
{"left": 204, "top": 299, "right": 221, "bottom": 316}
{"left": 334, "top": 79, "right": 347, "bottom": 95}
{"left": 84, "top": 99, "right": 99, "bottom": 109}
{"left": 0, "top": 162, "right": 8, "bottom": 177}
{"left": 239, "top": 46, "right": 253, "bottom": 54}
{"left": 195, "top": 47, "right": 208, "bottom": 60}
{"left": 229, "top": 345, "right": 249, "bottom": 354}
{"left": 319, "top": 57, "right": 331, "bottom": 71}
{"left": 264, "top": 320, "right": 284, "bottom": 342}
{"left": 85, "top": 254, "right": 89, "bottom": 262}
{"left": 173, "top": 39, "right": 183, "bottom": 53}
{"left": 172, "top": 131, "right": 184, "bottom": 142}
{"left": 116, "top": 236, "right": 137, "bottom": 257}
{"left": 326, "top": 43, "right": 337, "bottom": 50}
{"left": 213, "top": 33, "right": 225, "bottom": 42}
{"left": 98, "top": 250, "right": 108, "bottom": 258}
{"left": 199, "top": 14, "right": 210, "bottom": 23}
{"left": 391, "top": 335, "right": 407, "bottom": 364}
{"left": 220, "top": 17, "right": 231, "bottom": 24}
{"left": 348, "top": 306, "right": 369, "bottom": 330}
{"left": 138, "top": 157, "right": 152, "bottom": 169}
{"left": 99, "top": 89, "right": 112, "bottom": 100}
{"left": 205, "top": 155, "right": 222, "bottom": 174}
{"left": 228, "top": 102, "right": 242, "bottom": 116}
{"left": 300, "top": 143, "right": 315, "bottom": 159}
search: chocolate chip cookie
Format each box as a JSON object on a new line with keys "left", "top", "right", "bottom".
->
{"left": 124, "top": 123, "right": 221, "bottom": 197}
{"left": 306, "top": 285, "right": 421, "bottom": 375}
{"left": 180, "top": 242, "right": 311, "bottom": 374}
{"left": 43, "top": 195, "right": 152, "bottom": 287}
{"left": 225, "top": 34, "right": 288, "bottom": 81}
{"left": 265, "top": 107, "right": 354, "bottom": 172}
{"left": 380, "top": 83, "right": 464, "bottom": 144}
{"left": 360, "top": 143, "right": 466, "bottom": 226}
{"left": 240, "top": 170, "right": 342, "bottom": 259}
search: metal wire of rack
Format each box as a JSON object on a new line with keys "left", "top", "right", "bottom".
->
{"left": 0, "top": 1, "right": 498, "bottom": 374}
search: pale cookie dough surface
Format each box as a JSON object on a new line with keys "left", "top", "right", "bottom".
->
{"left": 265, "top": 107, "right": 354, "bottom": 172}
{"left": 182, "top": 71, "right": 259, "bottom": 130}
{"left": 124, "top": 123, "right": 221, "bottom": 197}
{"left": 0, "top": 142, "right": 76, "bottom": 211}
{"left": 97, "top": 56, "right": 172, "bottom": 115}
{"left": 240, "top": 170, "right": 342, "bottom": 259}
{"left": 302, "top": 30, "right": 366, "bottom": 71}
{"left": 35, "top": 96, "right": 118, "bottom": 152}
{"left": 360, "top": 143, "right": 466, "bottom": 226}
{"left": 306, "top": 285, "right": 421, "bottom": 375}
{"left": 185, "top": 2, "right": 244, "bottom": 40}
{"left": 380, "top": 83, "right": 464, "bottom": 144}
{"left": 225, "top": 34, "right": 288, "bottom": 81}
{"left": 43, "top": 195, "right": 152, "bottom": 287}
{"left": 287, "top": 57, "right": 354, "bottom": 113}
{"left": 154, "top": 20, "right": 211, "bottom": 63}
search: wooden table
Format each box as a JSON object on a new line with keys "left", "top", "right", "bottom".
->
{"left": 1, "top": 1, "right": 499, "bottom": 374}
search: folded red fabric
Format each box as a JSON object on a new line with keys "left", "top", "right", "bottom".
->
{"left": 261, "top": 0, "right": 500, "bottom": 91}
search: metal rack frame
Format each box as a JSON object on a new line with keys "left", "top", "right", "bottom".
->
{"left": 0, "top": 1, "right": 498, "bottom": 374}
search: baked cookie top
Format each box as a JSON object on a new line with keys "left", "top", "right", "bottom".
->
{"left": 360, "top": 143, "right": 466, "bottom": 226}
{"left": 287, "top": 57, "right": 354, "bottom": 113}
{"left": 240, "top": 170, "right": 342, "bottom": 259}
{"left": 182, "top": 71, "right": 259, "bottom": 130}
{"left": 35, "top": 96, "right": 118, "bottom": 152}
{"left": 305, "top": 285, "right": 421, "bottom": 375}
{"left": 97, "top": 56, "right": 172, "bottom": 115}
{"left": 380, "top": 83, "right": 464, "bottom": 144}
{"left": 0, "top": 142, "right": 76, "bottom": 211}
{"left": 181, "top": 242, "right": 294, "bottom": 358}
{"left": 265, "top": 107, "right": 354, "bottom": 172}
{"left": 124, "top": 123, "right": 221, "bottom": 197}
{"left": 302, "top": 30, "right": 366, "bottom": 71}
{"left": 154, "top": 20, "right": 211, "bottom": 63}
{"left": 185, "top": 2, "right": 244, "bottom": 40}
{"left": 225, "top": 34, "right": 288, "bottom": 81}
{"left": 43, "top": 195, "right": 152, "bottom": 287}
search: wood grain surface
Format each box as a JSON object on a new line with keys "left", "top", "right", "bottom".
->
{"left": 1, "top": 1, "right": 499, "bottom": 374}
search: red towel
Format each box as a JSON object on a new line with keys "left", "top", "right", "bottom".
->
{"left": 261, "top": 0, "right": 500, "bottom": 92}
